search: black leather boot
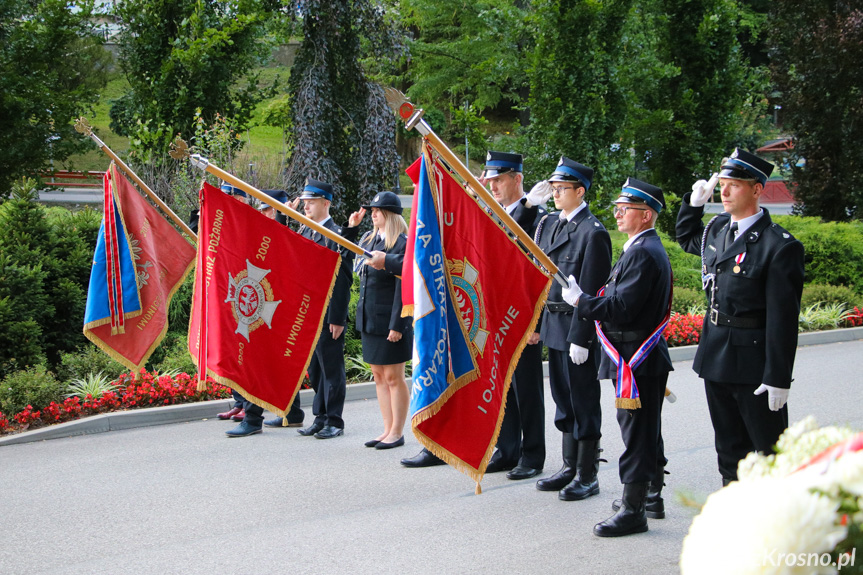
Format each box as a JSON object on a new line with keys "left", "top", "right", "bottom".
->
{"left": 559, "top": 439, "right": 600, "bottom": 501}
{"left": 593, "top": 483, "right": 649, "bottom": 537}
{"left": 536, "top": 434, "right": 577, "bottom": 491}
{"left": 613, "top": 466, "right": 666, "bottom": 519}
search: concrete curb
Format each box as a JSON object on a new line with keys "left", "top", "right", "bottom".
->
{"left": 3, "top": 326, "right": 861, "bottom": 447}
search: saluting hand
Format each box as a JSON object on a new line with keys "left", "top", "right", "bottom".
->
{"left": 689, "top": 173, "right": 719, "bottom": 207}
{"left": 288, "top": 197, "right": 302, "bottom": 211}
{"left": 387, "top": 330, "right": 402, "bottom": 343}
{"left": 525, "top": 180, "right": 553, "bottom": 207}
{"left": 348, "top": 207, "right": 366, "bottom": 228}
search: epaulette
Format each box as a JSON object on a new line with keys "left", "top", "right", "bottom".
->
{"left": 768, "top": 223, "right": 796, "bottom": 242}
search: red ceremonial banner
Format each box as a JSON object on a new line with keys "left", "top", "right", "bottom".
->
{"left": 84, "top": 163, "right": 196, "bottom": 369}
{"left": 414, "top": 152, "right": 551, "bottom": 477}
{"left": 188, "top": 183, "right": 340, "bottom": 416}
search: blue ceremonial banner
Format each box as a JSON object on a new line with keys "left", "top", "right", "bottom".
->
{"left": 408, "top": 149, "right": 476, "bottom": 419}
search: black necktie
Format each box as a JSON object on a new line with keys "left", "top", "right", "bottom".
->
{"left": 724, "top": 222, "right": 738, "bottom": 251}
{"left": 551, "top": 218, "right": 565, "bottom": 243}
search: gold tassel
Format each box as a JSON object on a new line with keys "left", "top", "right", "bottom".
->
{"left": 282, "top": 416, "right": 288, "bottom": 427}
{"left": 616, "top": 397, "right": 642, "bottom": 410}
{"left": 475, "top": 482, "right": 482, "bottom": 495}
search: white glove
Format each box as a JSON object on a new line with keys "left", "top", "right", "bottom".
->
{"left": 525, "top": 180, "right": 553, "bottom": 207}
{"left": 561, "top": 274, "right": 582, "bottom": 306}
{"left": 689, "top": 173, "right": 719, "bottom": 207}
{"left": 569, "top": 344, "right": 589, "bottom": 365}
{"left": 753, "top": 384, "right": 789, "bottom": 411}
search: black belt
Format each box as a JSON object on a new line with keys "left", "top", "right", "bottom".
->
{"left": 709, "top": 308, "right": 766, "bottom": 329}
{"left": 601, "top": 328, "right": 649, "bottom": 343}
{"left": 546, "top": 301, "right": 574, "bottom": 313}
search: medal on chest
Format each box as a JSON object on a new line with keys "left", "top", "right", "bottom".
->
{"left": 733, "top": 252, "right": 746, "bottom": 274}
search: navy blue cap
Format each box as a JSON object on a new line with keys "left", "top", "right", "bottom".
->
{"left": 220, "top": 183, "right": 247, "bottom": 198}
{"left": 483, "top": 151, "right": 523, "bottom": 179}
{"left": 548, "top": 156, "right": 594, "bottom": 190}
{"left": 362, "top": 191, "right": 403, "bottom": 214}
{"left": 261, "top": 189, "right": 288, "bottom": 203}
{"left": 719, "top": 149, "right": 774, "bottom": 186}
{"left": 299, "top": 178, "right": 334, "bottom": 201}
{"left": 617, "top": 177, "right": 665, "bottom": 213}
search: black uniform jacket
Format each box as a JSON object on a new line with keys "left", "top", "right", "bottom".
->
{"left": 298, "top": 218, "right": 358, "bottom": 327}
{"left": 355, "top": 232, "right": 411, "bottom": 335}
{"left": 576, "top": 229, "right": 673, "bottom": 379}
{"left": 676, "top": 197, "right": 804, "bottom": 388}
{"left": 536, "top": 207, "right": 612, "bottom": 351}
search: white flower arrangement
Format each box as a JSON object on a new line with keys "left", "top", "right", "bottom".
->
{"left": 680, "top": 417, "right": 863, "bottom": 575}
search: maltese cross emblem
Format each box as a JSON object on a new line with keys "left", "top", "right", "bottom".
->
{"left": 225, "top": 260, "right": 281, "bottom": 342}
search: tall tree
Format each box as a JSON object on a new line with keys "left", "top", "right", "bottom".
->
{"left": 0, "top": 0, "right": 109, "bottom": 195}
{"left": 770, "top": 1, "right": 863, "bottom": 221}
{"left": 623, "top": 0, "right": 767, "bottom": 232}
{"left": 525, "top": 0, "right": 634, "bottom": 210}
{"left": 284, "top": 0, "right": 403, "bottom": 222}
{"left": 110, "top": 0, "right": 276, "bottom": 163}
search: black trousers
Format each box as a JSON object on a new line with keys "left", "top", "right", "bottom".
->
{"left": 614, "top": 373, "right": 667, "bottom": 484}
{"left": 704, "top": 379, "right": 788, "bottom": 481}
{"left": 242, "top": 395, "right": 303, "bottom": 428}
{"left": 493, "top": 342, "right": 546, "bottom": 469}
{"left": 547, "top": 343, "right": 602, "bottom": 441}
{"left": 308, "top": 324, "right": 347, "bottom": 429}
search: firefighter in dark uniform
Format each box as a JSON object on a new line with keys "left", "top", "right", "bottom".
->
{"left": 532, "top": 157, "right": 612, "bottom": 501}
{"left": 676, "top": 149, "right": 804, "bottom": 485}
{"left": 481, "top": 150, "right": 548, "bottom": 479}
{"left": 289, "top": 178, "right": 358, "bottom": 439}
{"left": 562, "top": 178, "right": 673, "bottom": 537}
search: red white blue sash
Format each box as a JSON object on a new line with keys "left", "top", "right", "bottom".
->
{"left": 594, "top": 283, "right": 672, "bottom": 410}
{"left": 103, "top": 170, "right": 126, "bottom": 335}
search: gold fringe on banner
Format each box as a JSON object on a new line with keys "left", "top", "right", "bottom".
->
{"left": 616, "top": 397, "right": 642, "bottom": 410}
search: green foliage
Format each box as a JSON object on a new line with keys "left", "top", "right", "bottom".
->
{"left": 56, "top": 346, "right": 126, "bottom": 386}
{"left": 801, "top": 284, "right": 862, "bottom": 309}
{"left": 798, "top": 303, "right": 852, "bottom": 333}
{"left": 525, "top": 0, "right": 635, "bottom": 199}
{"left": 399, "top": 0, "right": 531, "bottom": 113}
{"left": 0, "top": 0, "right": 109, "bottom": 194}
{"left": 284, "top": 0, "right": 403, "bottom": 223}
{"left": 110, "top": 0, "right": 278, "bottom": 163}
{"left": 151, "top": 334, "right": 197, "bottom": 377}
{"left": 673, "top": 286, "right": 707, "bottom": 314}
{"left": 775, "top": 216, "right": 863, "bottom": 294}
{"left": 0, "top": 179, "right": 99, "bottom": 377}
{"left": 663, "top": 236, "right": 704, "bottom": 291}
{"left": 0, "top": 365, "right": 65, "bottom": 415}
{"left": 345, "top": 356, "right": 373, "bottom": 382}
{"left": 66, "top": 372, "right": 119, "bottom": 400}
{"left": 770, "top": 0, "right": 863, "bottom": 221}
{"left": 445, "top": 103, "right": 489, "bottom": 158}
{"left": 622, "top": 0, "right": 769, "bottom": 236}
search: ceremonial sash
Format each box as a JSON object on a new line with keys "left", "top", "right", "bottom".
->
{"left": 594, "top": 281, "right": 672, "bottom": 410}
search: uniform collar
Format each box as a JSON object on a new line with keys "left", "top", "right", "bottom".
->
{"left": 623, "top": 227, "right": 654, "bottom": 251}
{"left": 729, "top": 208, "right": 763, "bottom": 237}
{"left": 504, "top": 193, "right": 525, "bottom": 214}
{"left": 559, "top": 201, "right": 587, "bottom": 222}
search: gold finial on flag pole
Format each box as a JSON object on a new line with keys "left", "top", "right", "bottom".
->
{"left": 75, "top": 118, "right": 197, "bottom": 240}
{"left": 173, "top": 138, "right": 370, "bottom": 258}
{"left": 383, "top": 90, "right": 568, "bottom": 288}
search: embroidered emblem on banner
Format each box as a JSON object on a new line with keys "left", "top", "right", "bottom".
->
{"left": 226, "top": 260, "right": 282, "bottom": 342}
{"left": 449, "top": 257, "right": 489, "bottom": 355}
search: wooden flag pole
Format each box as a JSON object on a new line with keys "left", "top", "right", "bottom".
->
{"left": 384, "top": 90, "right": 568, "bottom": 289}
{"left": 172, "top": 142, "right": 371, "bottom": 258}
{"left": 74, "top": 118, "right": 197, "bottom": 241}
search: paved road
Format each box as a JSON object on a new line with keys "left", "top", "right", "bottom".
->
{"left": 2, "top": 340, "right": 861, "bottom": 575}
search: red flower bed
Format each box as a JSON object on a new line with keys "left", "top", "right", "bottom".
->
{"left": 0, "top": 370, "right": 230, "bottom": 436}
{"left": 845, "top": 306, "right": 863, "bottom": 327}
{"left": 665, "top": 313, "right": 704, "bottom": 347}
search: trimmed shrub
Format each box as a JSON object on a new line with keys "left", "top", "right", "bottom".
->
{"left": 0, "top": 365, "right": 65, "bottom": 415}
{"left": 775, "top": 216, "right": 863, "bottom": 294}
{"left": 673, "top": 286, "right": 707, "bottom": 314}
{"left": 151, "top": 333, "right": 197, "bottom": 376}
{"left": 56, "top": 346, "right": 126, "bottom": 385}
{"left": 801, "top": 284, "right": 862, "bottom": 309}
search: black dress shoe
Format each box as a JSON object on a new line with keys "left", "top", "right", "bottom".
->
{"left": 400, "top": 448, "right": 446, "bottom": 468}
{"left": 364, "top": 439, "right": 381, "bottom": 448}
{"left": 298, "top": 422, "right": 324, "bottom": 436}
{"left": 506, "top": 465, "right": 542, "bottom": 480}
{"left": 375, "top": 436, "right": 405, "bottom": 450}
{"left": 314, "top": 425, "right": 344, "bottom": 439}
{"left": 485, "top": 458, "right": 516, "bottom": 473}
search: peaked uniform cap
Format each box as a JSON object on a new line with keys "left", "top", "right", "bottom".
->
{"left": 719, "top": 149, "right": 774, "bottom": 186}
{"left": 362, "top": 190, "right": 403, "bottom": 214}
{"left": 616, "top": 177, "right": 665, "bottom": 213}
{"left": 548, "top": 156, "right": 594, "bottom": 189}
{"left": 299, "top": 178, "right": 334, "bottom": 201}
{"left": 483, "top": 151, "right": 523, "bottom": 179}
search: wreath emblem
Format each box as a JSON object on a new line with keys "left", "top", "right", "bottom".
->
{"left": 225, "top": 260, "right": 281, "bottom": 342}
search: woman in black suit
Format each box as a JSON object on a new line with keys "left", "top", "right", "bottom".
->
{"left": 347, "top": 191, "right": 412, "bottom": 450}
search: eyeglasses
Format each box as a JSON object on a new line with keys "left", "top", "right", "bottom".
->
{"left": 613, "top": 205, "right": 648, "bottom": 216}
{"left": 551, "top": 186, "right": 574, "bottom": 196}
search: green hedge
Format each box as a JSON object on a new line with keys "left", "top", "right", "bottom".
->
{"left": 0, "top": 365, "right": 65, "bottom": 415}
